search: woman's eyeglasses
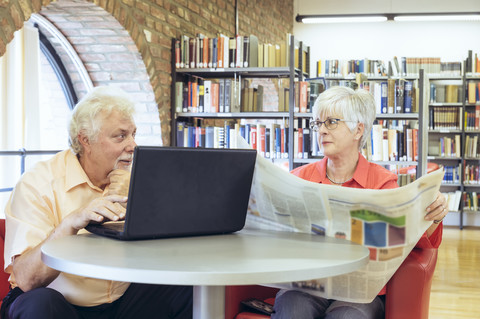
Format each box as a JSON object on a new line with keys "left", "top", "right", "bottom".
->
{"left": 309, "top": 118, "right": 355, "bottom": 132}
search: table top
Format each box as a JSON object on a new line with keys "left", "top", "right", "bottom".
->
{"left": 41, "top": 229, "right": 369, "bottom": 286}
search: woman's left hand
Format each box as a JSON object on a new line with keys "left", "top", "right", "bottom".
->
{"left": 425, "top": 191, "right": 448, "bottom": 224}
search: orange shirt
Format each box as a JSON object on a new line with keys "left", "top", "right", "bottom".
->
{"left": 290, "top": 154, "right": 443, "bottom": 295}
{"left": 4, "top": 150, "right": 130, "bottom": 307}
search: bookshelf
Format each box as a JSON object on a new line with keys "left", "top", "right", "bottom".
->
{"left": 170, "top": 34, "right": 310, "bottom": 170}
{"left": 425, "top": 55, "right": 480, "bottom": 229}
{"left": 460, "top": 70, "right": 480, "bottom": 229}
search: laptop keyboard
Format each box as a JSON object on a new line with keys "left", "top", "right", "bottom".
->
{"left": 102, "top": 221, "right": 125, "bottom": 231}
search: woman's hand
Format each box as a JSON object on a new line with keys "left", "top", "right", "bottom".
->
{"left": 425, "top": 191, "right": 448, "bottom": 224}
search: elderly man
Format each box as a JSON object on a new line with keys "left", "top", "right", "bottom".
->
{"left": 2, "top": 86, "right": 192, "bottom": 319}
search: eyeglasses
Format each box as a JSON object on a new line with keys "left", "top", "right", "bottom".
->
{"left": 309, "top": 118, "right": 356, "bottom": 132}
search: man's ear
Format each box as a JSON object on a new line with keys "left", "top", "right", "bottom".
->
{"left": 78, "top": 133, "right": 91, "bottom": 153}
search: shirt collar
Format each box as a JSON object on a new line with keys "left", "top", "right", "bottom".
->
{"left": 351, "top": 154, "right": 369, "bottom": 188}
{"left": 65, "top": 150, "right": 103, "bottom": 193}
{"left": 316, "top": 153, "right": 369, "bottom": 187}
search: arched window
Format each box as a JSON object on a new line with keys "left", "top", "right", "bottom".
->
{"left": 0, "top": 14, "right": 92, "bottom": 214}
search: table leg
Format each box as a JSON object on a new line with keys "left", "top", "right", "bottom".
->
{"left": 193, "top": 286, "right": 225, "bottom": 319}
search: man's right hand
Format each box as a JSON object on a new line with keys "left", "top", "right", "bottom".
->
{"left": 61, "top": 195, "right": 128, "bottom": 234}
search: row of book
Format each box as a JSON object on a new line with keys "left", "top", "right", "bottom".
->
{"left": 442, "top": 164, "right": 461, "bottom": 184}
{"left": 429, "top": 84, "right": 462, "bottom": 104}
{"left": 176, "top": 118, "right": 420, "bottom": 163}
{"left": 466, "top": 81, "right": 480, "bottom": 104}
{"left": 465, "top": 135, "right": 480, "bottom": 158}
{"left": 175, "top": 77, "right": 321, "bottom": 114}
{"left": 465, "top": 50, "right": 480, "bottom": 75}
{"left": 175, "top": 119, "right": 321, "bottom": 160}
{"left": 174, "top": 33, "right": 309, "bottom": 71}
{"left": 463, "top": 192, "right": 480, "bottom": 212}
{"left": 428, "top": 135, "right": 461, "bottom": 158}
{"left": 428, "top": 106, "right": 462, "bottom": 130}
{"left": 326, "top": 78, "right": 417, "bottom": 114}
{"left": 175, "top": 34, "right": 259, "bottom": 69}
{"left": 464, "top": 107, "right": 480, "bottom": 131}
{"left": 464, "top": 164, "right": 480, "bottom": 184}
{"left": 317, "top": 57, "right": 462, "bottom": 77}
{"left": 364, "top": 124, "right": 419, "bottom": 162}
{"left": 443, "top": 191, "right": 462, "bottom": 212}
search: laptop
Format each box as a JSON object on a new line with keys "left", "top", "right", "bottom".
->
{"left": 85, "top": 146, "right": 257, "bottom": 240}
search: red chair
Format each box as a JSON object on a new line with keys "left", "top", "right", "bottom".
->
{"left": 226, "top": 247, "right": 438, "bottom": 319}
{"left": 0, "top": 219, "right": 11, "bottom": 307}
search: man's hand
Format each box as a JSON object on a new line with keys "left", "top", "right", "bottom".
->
{"left": 61, "top": 195, "right": 128, "bottom": 233}
{"left": 106, "top": 169, "right": 131, "bottom": 197}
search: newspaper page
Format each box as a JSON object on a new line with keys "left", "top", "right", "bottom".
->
{"left": 245, "top": 154, "right": 444, "bottom": 303}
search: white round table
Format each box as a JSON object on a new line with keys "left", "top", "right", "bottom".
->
{"left": 41, "top": 229, "right": 369, "bottom": 319}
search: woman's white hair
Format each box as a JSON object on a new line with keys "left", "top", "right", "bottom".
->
{"left": 68, "top": 86, "right": 136, "bottom": 155}
{"left": 312, "top": 86, "right": 376, "bottom": 150}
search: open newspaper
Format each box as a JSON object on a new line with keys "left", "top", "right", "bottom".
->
{"left": 245, "top": 154, "right": 444, "bottom": 303}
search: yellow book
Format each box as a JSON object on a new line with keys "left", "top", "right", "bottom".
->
{"left": 280, "top": 42, "right": 287, "bottom": 67}
{"left": 468, "top": 81, "right": 476, "bottom": 104}
{"left": 445, "top": 85, "right": 458, "bottom": 103}
{"left": 268, "top": 44, "right": 275, "bottom": 67}
{"left": 263, "top": 43, "right": 269, "bottom": 68}
{"left": 258, "top": 44, "right": 264, "bottom": 68}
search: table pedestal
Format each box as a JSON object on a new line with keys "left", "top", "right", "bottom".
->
{"left": 193, "top": 286, "right": 225, "bottom": 319}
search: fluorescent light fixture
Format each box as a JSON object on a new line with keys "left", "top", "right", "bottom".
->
{"left": 296, "top": 12, "right": 480, "bottom": 24}
{"left": 394, "top": 13, "right": 480, "bottom": 22}
{"left": 296, "top": 14, "right": 389, "bottom": 24}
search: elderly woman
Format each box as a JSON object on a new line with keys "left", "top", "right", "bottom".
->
{"left": 271, "top": 86, "right": 447, "bottom": 319}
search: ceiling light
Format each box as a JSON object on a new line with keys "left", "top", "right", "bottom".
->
{"left": 394, "top": 13, "right": 480, "bottom": 22}
{"left": 296, "top": 12, "right": 480, "bottom": 24}
{"left": 298, "top": 15, "right": 388, "bottom": 24}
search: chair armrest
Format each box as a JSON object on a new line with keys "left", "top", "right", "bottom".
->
{"left": 385, "top": 248, "right": 438, "bottom": 319}
{"left": 225, "top": 285, "right": 279, "bottom": 319}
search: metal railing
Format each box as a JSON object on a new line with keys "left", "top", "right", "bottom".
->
{"left": 0, "top": 149, "right": 60, "bottom": 193}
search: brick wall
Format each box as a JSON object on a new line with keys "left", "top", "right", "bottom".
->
{"left": 0, "top": 0, "right": 294, "bottom": 145}
{"left": 39, "top": 0, "right": 162, "bottom": 146}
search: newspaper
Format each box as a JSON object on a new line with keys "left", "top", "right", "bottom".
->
{"left": 245, "top": 154, "right": 444, "bottom": 303}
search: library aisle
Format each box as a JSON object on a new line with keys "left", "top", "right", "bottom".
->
{"left": 429, "top": 227, "right": 480, "bottom": 318}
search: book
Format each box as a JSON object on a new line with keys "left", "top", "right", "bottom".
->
{"left": 235, "top": 35, "right": 243, "bottom": 67}
{"left": 248, "top": 35, "right": 258, "bottom": 68}
{"left": 403, "top": 81, "right": 413, "bottom": 113}
{"left": 217, "top": 36, "right": 224, "bottom": 68}
{"left": 243, "top": 36, "right": 250, "bottom": 67}
{"left": 198, "top": 80, "right": 204, "bottom": 113}
{"left": 371, "top": 124, "right": 383, "bottom": 161}
{"left": 204, "top": 80, "right": 212, "bottom": 113}
{"left": 380, "top": 82, "right": 388, "bottom": 113}
{"left": 211, "top": 82, "right": 219, "bottom": 113}
{"left": 229, "top": 37, "right": 236, "bottom": 68}
{"left": 220, "top": 34, "right": 229, "bottom": 69}
{"left": 219, "top": 79, "right": 225, "bottom": 112}
{"left": 175, "top": 82, "right": 183, "bottom": 113}
{"left": 174, "top": 39, "right": 181, "bottom": 68}
{"left": 176, "top": 122, "right": 185, "bottom": 147}
{"left": 224, "top": 79, "right": 232, "bottom": 113}
{"left": 196, "top": 34, "right": 204, "bottom": 68}
{"left": 468, "top": 81, "right": 477, "bottom": 104}
{"left": 258, "top": 44, "right": 264, "bottom": 67}
{"left": 257, "top": 85, "right": 264, "bottom": 112}
{"left": 298, "top": 81, "right": 308, "bottom": 113}
{"left": 387, "top": 79, "right": 395, "bottom": 113}
{"left": 231, "top": 79, "right": 241, "bottom": 113}
{"left": 303, "top": 119, "right": 310, "bottom": 159}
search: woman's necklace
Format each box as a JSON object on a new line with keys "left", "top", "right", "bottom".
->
{"left": 326, "top": 172, "right": 352, "bottom": 185}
